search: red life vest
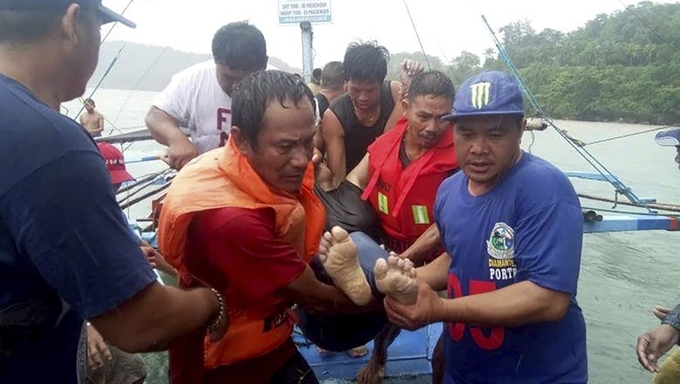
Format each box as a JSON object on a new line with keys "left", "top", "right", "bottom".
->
{"left": 361, "top": 115, "right": 457, "bottom": 255}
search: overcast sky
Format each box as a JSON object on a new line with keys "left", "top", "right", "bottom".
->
{"left": 103, "top": 0, "right": 673, "bottom": 68}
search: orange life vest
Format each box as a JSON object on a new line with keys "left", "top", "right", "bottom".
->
{"left": 157, "top": 136, "right": 325, "bottom": 369}
{"left": 361, "top": 115, "right": 457, "bottom": 254}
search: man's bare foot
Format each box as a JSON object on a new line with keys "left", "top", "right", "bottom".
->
{"left": 316, "top": 346, "right": 331, "bottom": 356}
{"left": 317, "top": 345, "right": 368, "bottom": 358}
{"left": 374, "top": 256, "right": 418, "bottom": 305}
{"left": 318, "top": 226, "right": 372, "bottom": 306}
{"left": 347, "top": 345, "right": 368, "bottom": 358}
{"left": 357, "top": 357, "right": 386, "bottom": 384}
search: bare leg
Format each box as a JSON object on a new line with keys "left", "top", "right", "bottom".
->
{"left": 432, "top": 333, "right": 445, "bottom": 384}
{"left": 318, "top": 226, "right": 372, "bottom": 306}
{"left": 357, "top": 325, "right": 401, "bottom": 384}
{"left": 374, "top": 256, "right": 418, "bottom": 305}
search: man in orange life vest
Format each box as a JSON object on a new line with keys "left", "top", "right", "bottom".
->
{"left": 157, "top": 70, "right": 382, "bottom": 384}
{"left": 345, "top": 70, "right": 458, "bottom": 384}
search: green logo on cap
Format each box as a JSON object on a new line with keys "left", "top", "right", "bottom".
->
{"left": 470, "top": 82, "right": 491, "bottom": 109}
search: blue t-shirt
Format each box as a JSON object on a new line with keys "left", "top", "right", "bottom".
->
{"left": 434, "top": 152, "right": 587, "bottom": 384}
{"left": 0, "top": 75, "right": 157, "bottom": 383}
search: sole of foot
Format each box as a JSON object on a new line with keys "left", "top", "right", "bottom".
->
{"left": 374, "top": 256, "right": 418, "bottom": 305}
{"left": 318, "top": 226, "right": 372, "bottom": 306}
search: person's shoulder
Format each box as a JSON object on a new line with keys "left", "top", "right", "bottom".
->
{"left": 516, "top": 153, "right": 573, "bottom": 188}
{"left": 176, "top": 60, "right": 216, "bottom": 80}
{"left": 513, "top": 152, "right": 580, "bottom": 210}
{"left": 436, "top": 171, "right": 465, "bottom": 198}
{"left": 369, "top": 115, "right": 405, "bottom": 150}
{"left": 329, "top": 92, "right": 350, "bottom": 111}
{"left": 0, "top": 80, "right": 98, "bottom": 195}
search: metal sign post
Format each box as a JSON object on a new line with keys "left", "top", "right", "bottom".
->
{"left": 278, "top": 0, "right": 332, "bottom": 82}
{"left": 299, "top": 21, "right": 313, "bottom": 82}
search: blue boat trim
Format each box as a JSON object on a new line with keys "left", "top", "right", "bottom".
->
{"left": 584, "top": 214, "right": 678, "bottom": 233}
{"left": 294, "top": 324, "right": 443, "bottom": 380}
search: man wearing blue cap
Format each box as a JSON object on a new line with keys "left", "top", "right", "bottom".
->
{"left": 0, "top": 1, "right": 227, "bottom": 383}
{"left": 380, "top": 71, "right": 588, "bottom": 383}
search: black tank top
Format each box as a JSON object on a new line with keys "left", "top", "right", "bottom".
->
{"left": 316, "top": 93, "right": 330, "bottom": 118}
{"left": 329, "top": 80, "right": 395, "bottom": 173}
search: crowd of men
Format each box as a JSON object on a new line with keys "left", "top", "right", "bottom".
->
{"left": 1, "top": 1, "right": 678, "bottom": 384}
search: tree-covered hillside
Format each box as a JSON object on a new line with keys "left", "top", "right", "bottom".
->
{"left": 387, "top": 1, "right": 680, "bottom": 124}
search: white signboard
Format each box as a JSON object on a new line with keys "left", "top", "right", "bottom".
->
{"left": 278, "top": 0, "right": 332, "bottom": 24}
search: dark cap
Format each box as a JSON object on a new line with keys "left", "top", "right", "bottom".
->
{"left": 442, "top": 71, "right": 524, "bottom": 122}
{"left": 0, "top": 0, "right": 136, "bottom": 28}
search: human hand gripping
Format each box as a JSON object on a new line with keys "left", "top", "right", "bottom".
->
{"left": 399, "top": 59, "right": 426, "bottom": 100}
{"left": 140, "top": 241, "right": 157, "bottom": 269}
{"left": 382, "top": 276, "right": 446, "bottom": 331}
{"left": 162, "top": 137, "right": 198, "bottom": 171}
{"left": 86, "top": 324, "right": 112, "bottom": 370}
{"left": 637, "top": 324, "right": 679, "bottom": 373}
{"left": 653, "top": 305, "right": 672, "bottom": 321}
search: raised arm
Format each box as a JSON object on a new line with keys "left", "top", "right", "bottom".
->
{"left": 384, "top": 81, "right": 404, "bottom": 133}
{"left": 321, "top": 109, "right": 347, "bottom": 188}
{"left": 346, "top": 153, "right": 370, "bottom": 191}
{"left": 383, "top": 60, "right": 425, "bottom": 133}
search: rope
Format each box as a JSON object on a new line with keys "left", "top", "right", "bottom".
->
{"left": 480, "top": 15, "right": 651, "bottom": 210}
{"left": 113, "top": 46, "right": 170, "bottom": 125}
{"left": 582, "top": 125, "right": 676, "bottom": 146}
{"left": 74, "top": 44, "right": 127, "bottom": 119}
{"left": 73, "top": 0, "right": 137, "bottom": 120}
{"left": 119, "top": 181, "right": 172, "bottom": 211}
{"left": 402, "top": 0, "right": 432, "bottom": 69}
{"left": 117, "top": 170, "right": 173, "bottom": 204}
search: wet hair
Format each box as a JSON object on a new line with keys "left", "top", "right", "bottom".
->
{"left": 232, "top": 70, "right": 317, "bottom": 148}
{"left": 320, "top": 61, "right": 344, "bottom": 90}
{"left": 342, "top": 41, "right": 389, "bottom": 84}
{"left": 407, "top": 71, "right": 456, "bottom": 102}
{"left": 211, "top": 21, "right": 267, "bottom": 71}
{"left": 0, "top": 9, "right": 64, "bottom": 44}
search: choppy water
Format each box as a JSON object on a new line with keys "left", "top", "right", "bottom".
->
{"left": 63, "top": 89, "right": 680, "bottom": 384}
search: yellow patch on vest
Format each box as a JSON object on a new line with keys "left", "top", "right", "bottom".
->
{"left": 378, "top": 192, "right": 389, "bottom": 214}
{"left": 412, "top": 205, "right": 430, "bottom": 224}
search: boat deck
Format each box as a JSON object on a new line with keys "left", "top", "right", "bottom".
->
{"left": 294, "top": 323, "right": 443, "bottom": 381}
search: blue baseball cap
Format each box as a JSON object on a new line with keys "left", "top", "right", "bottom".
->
{"left": 442, "top": 71, "right": 524, "bottom": 121}
{"left": 0, "top": 0, "right": 136, "bottom": 28}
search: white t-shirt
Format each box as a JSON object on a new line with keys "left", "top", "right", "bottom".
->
{"left": 153, "top": 60, "right": 231, "bottom": 154}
